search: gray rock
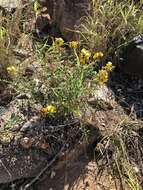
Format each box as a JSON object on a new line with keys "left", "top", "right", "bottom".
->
{"left": 0, "top": 148, "right": 49, "bottom": 183}
{"left": 0, "top": 0, "right": 21, "bottom": 11}
{"left": 36, "top": 0, "right": 90, "bottom": 40}
{"left": 88, "top": 85, "right": 115, "bottom": 110}
{"left": 20, "top": 116, "right": 43, "bottom": 132}
{"left": 120, "top": 35, "right": 143, "bottom": 77}
{"left": 0, "top": 0, "right": 33, "bottom": 11}
{"left": 0, "top": 106, "right": 7, "bottom": 116}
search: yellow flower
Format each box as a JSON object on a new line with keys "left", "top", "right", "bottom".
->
{"left": 93, "top": 51, "right": 104, "bottom": 60}
{"left": 79, "top": 57, "right": 86, "bottom": 64}
{"left": 96, "top": 69, "right": 108, "bottom": 84}
{"left": 34, "top": 0, "right": 41, "bottom": 16}
{"left": 0, "top": 27, "right": 7, "bottom": 39}
{"left": 41, "top": 105, "right": 56, "bottom": 114}
{"left": 81, "top": 48, "right": 91, "bottom": 60}
{"left": 7, "top": 66, "right": 17, "bottom": 75}
{"left": 79, "top": 48, "right": 91, "bottom": 64}
{"left": 69, "top": 41, "right": 79, "bottom": 49}
{"left": 53, "top": 38, "right": 64, "bottom": 47}
{"left": 104, "top": 61, "right": 114, "bottom": 72}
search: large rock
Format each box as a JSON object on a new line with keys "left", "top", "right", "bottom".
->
{"left": 0, "top": 147, "right": 49, "bottom": 183}
{"left": 0, "top": 0, "right": 21, "bottom": 11}
{"left": 36, "top": 0, "right": 90, "bottom": 40}
{"left": 0, "top": 0, "right": 33, "bottom": 11}
{"left": 0, "top": 116, "right": 50, "bottom": 184}
{"left": 119, "top": 35, "right": 143, "bottom": 77}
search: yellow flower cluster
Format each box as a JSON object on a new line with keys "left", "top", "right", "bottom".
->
{"left": 96, "top": 69, "right": 108, "bottom": 84}
{"left": 79, "top": 48, "right": 91, "bottom": 64}
{"left": 79, "top": 49, "right": 104, "bottom": 64}
{"left": 69, "top": 41, "right": 79, "bottom": 49}
{"left": 41, "top": 105, "right": 56, "bottom": 114}
{"left": 53, "top": 38, "right": 64, "bottom": 47}
{"left": 34, "top": 0, "right": 42, "bottom": 16}
{"left": 7, "top": 66, "right": 17, "bottom": 75}
{"left": 103, "top": 61, "right": 114, "bottom": 72}
{"left": 96, "top": 62, "right": 114, "bottom": 85}
{"left": 93, "top": 51, "right": 104, "bottom": 60}
{"left": 51, "top": 39, "right": 114, "bottom": 83}
{"left": 52, "top": 38, "right": 104, "bottom": 64}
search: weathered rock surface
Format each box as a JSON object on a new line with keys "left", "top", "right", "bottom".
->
{"left": 36, "top": 0, "right": 90, "bottom": 40}
{"left": 0, "top": 0, "right": 90, "bottom": 40}
{"left": 0, "top": 0, "right": 33, "bottom": 11}
{"left": 0, "top": 116, "right": 51, "bottom": 184}
{"left": 0, "top": 108, "right": 82, "bottom": 184}
{"left": 119, "top": 35, "right": 143, "bottom": 77}
{"left": 0, "top": 0, "right": 21, "bottom": 11}
{"left": 0, "top": 147, "right": 48, "bottom": 183}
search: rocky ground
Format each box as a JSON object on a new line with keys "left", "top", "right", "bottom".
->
{"left": 0, "top": 72, "right": 143, "bottom": 190}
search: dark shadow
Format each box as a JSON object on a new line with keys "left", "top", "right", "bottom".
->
{"left": 108, "top": 68, "right": 143, "bottom": 119}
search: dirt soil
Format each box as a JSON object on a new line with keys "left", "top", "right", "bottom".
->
{"left": 34, "top": 151, "right": 129, "bottom": 190}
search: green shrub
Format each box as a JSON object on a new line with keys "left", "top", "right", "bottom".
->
{"left": 7, "top": 39, "right": 113, "bottom": 116}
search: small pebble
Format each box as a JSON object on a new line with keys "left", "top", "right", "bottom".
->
{"left": 20, "top": 137, "right": 33, "bottom": 149}
{"left": 133, "top": 166, "right": 140, "bottom": 173}
{"left": 50, "top": 171, "right": 56, "bottom": 179}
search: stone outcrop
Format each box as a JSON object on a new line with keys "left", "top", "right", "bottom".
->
{"left": 119, "top": 35, "right": 143, "bottom": 77}
{"left": 0, "top": 0, "right": 21, "bottom": 10}
{"left": 0, "top": 0, "right": 90, "bottom": 40}
{"left": 0, "top": 148, "right": 49, "bottom": 183}
{"left": 0, "top": 0, "right": 32, "bottom": 11}
{"left": 36, "top": 0, "right": 90, "bottom": 40}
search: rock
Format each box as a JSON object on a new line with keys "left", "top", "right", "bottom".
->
{"left": 119, "top": 35, "right": 143, "bottom": 77}
{"left": 0, "top": 0, "right": 21, "bottom": 11}
{"left": 13, "top": 49, "right": 32, "bottom": 60}
{"left": 0, "top": 147, "right": 49, "bottom": 183}
{"left": 20, "top": 137, "right": 33, "bottom": 148}
{"left": 50, "top": 170, "right": 56, "bottom": 179}
{"left": 0, "top": 106, "right": 7, "bottom": 116}
{"left": 93, "top": 85, "right": 114, "bottom": 102}
{"left": 36, "top": 0, "right": 90, "bottom": 40}
{"left": 0, "top": 0, "right": 34, "bottom": 12}
{"left": 35, "top": 15, "right": 53, "bottom": 39}
{"left": 23, "top": 66, "right": 34, "bottom": 77}
{"left": 88, "top": 85, "right": 115, "bottom": 110}
{"left": 58, "top": 0, "right": 90, "bottom": 40}
{"left": 0, "top": 0, "right": 18, "bottom": 7}
{"left": 20, "top": 116, "right": 41, "bottom": 132}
